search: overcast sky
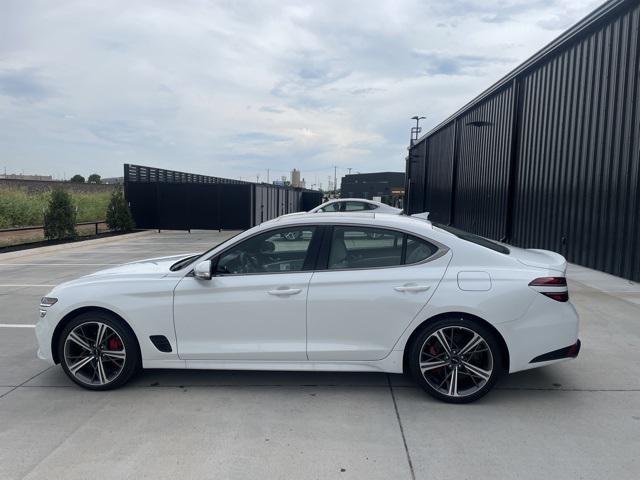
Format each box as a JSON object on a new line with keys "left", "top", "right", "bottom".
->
{"left": 0, "top": 0, "right": 601, "bottom": 186}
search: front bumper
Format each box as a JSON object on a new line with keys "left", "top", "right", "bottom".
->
{"left": 35, "top": 312, "right": 56, "bottom": 365}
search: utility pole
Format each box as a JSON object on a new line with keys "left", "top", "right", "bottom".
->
{"left": 347, "top": 167, "right": 352, "bottom": 175}
{"left": 333, "top": 165, "right": 337, "bottom": 198}
{"left": 410, "top": 115, "right": 426, "bottom": 146}
{"left": 267, "top": 169, "right": 269, "bottom": 183}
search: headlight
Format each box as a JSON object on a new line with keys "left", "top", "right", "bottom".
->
{"left": 40, "top": 297, "right": 58, "bottom": 307}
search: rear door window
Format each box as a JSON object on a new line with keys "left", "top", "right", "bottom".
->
{"left": 319, "top": 202, "right": 340, "bottom": 212}
{"left": 327, "top": 227, "right": 402, "bottom": 269}
{"left": 343, "top": 201, "right": 370, "bottom": 211}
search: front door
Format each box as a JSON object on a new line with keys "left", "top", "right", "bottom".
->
{"left": 173, "top": 226, "right": 318, "bottom": 360}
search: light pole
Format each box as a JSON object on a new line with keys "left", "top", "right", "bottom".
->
{"left": 410, "top": 115, "right": 425, "bottom": 146}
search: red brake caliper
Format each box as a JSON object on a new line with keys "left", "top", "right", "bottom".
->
{"left": 108, "top": 337, "right": 123, "bottom": 350}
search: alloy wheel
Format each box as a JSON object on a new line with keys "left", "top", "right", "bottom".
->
{"left": 63, "top": 321, "right": 127, "bottom": 386}
{"left": 419, "top": 326, "right": 494, "bottom": 398}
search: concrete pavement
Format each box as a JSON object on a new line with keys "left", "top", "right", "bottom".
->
{"left": 0, "top": 230, "right": 638, "bottom": 479}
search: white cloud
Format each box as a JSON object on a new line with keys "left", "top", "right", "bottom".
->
{"left": 0, "top": 0, "right": 602, "bottom": 184}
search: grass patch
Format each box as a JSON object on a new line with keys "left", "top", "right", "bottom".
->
{"left": 0, "top": 188, "right": 114, "bottom": 228}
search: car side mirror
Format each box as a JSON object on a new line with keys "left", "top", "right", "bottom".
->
{"left": 194, "top": 260, "right": 212, "bottom": 280}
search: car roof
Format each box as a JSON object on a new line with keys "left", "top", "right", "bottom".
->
{"left": 261, "top": 212, "right": 433, "bottom": 231}
{"left": 324, "top": 198, "right": 380, "bottom": 203}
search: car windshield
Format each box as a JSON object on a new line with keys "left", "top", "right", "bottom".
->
{"left": 433, "top": 223, "right": 510, "bottom": 255}
{"left": 170, "top": 231, "right": 244, "bottom": 271}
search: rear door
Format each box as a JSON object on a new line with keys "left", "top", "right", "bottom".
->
{"left": 306, "top": 225, "right": 451, "bottom": 361}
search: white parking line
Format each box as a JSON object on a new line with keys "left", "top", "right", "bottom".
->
{"left": 0, "top": 263, "right": 119, "bottom": 266}
{"left": 0, "top": 284, "right": 55, "bottom": 287}
{"left": 0, "top": 324, "right": 36, "bottom": 328}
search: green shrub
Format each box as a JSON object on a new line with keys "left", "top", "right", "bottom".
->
{"left": 44, "top": 189, "right": 77, "bottom": 240}
{"left": 106, "top": 189, "right": 134, "bottom": 231}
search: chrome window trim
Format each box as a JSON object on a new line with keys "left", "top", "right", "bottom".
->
{"left": 188, "top": 222, "right": 450, "bottom": 277}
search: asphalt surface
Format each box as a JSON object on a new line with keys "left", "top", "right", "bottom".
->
{"left": 0, "top": 230, "right": 638, "bottom": 479}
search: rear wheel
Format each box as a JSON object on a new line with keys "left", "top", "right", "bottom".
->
{"left": 408, "top": 317, "right": 503, "bottom": 403}
{"left": 58, "top": 311, "right": 140, "bottom": 390}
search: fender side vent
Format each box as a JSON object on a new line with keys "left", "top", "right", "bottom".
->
{"left": 150, "top": 335, "right": 172, "bottom": 353}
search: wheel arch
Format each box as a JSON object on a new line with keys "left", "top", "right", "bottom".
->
{"left": 402, "top": 312, "right": 510, "bottom": 373}
{"left": 51, "top": 306, "right": 141, "bottom": 364}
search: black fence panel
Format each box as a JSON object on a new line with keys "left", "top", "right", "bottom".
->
{"left": 125, "top": 164, "right": 321, "bottom": 232}
{"left": 302, "top": 190, "right": 323, "bottom": 211}
{"left": 189, "top": 183, "right": 221, "bottom": 229}
{"left": 157, "top": 183, "right": 190, "bottom": 230}
{"left": 126, "top": 182, "right": 158, "bottom": 229}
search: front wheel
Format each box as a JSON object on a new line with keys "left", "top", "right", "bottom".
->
{"left": 408, "top": 317, "right": 503, "bottom": 403}
{"left": 58, "top": 311, "right": 140, "bottom": 390}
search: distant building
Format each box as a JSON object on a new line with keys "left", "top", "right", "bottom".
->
{"left": 101, "top": 177, "right": 124, "bottom": 185}
{"left": 0, "top": 173, "right": 53, "bottom": 181}
{"left": 291, "top": 169, "right": 300, "bottom": 187}
{"left": 340, "top": 172, "right": 405, "bottom": 207}
{"left": 291, "top": 169, "right": 302, "bottom": 188}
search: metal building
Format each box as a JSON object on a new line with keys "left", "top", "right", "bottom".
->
{"left": 340, "top": 172, "right": 405, "bottom": 206}
{"left": 405, "top": 0, "right": 640, "bottom": 281}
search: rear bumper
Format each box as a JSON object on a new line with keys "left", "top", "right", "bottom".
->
{"left": 496, "top": 295, "right": 580, "bottom": 373}
{"left": 530, "top": 339, "right": 581, "bottom": 363}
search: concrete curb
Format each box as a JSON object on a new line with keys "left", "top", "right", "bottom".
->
{"left": 0, "top": 230, "right": 155, "bottom": 260}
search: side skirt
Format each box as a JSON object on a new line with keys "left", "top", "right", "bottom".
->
{"left": 142, "top": 350, "right": 404, "bottom": 373}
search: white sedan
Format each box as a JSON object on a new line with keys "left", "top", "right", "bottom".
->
{"left": 309, "top": 198, "right": 402, "bottom": 214}
{"left": 35, "top": 213, "right": 580, "bottom": 403}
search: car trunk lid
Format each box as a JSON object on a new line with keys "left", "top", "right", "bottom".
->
{"left": 508, "top": 246, "right": 567, "bottom": 274}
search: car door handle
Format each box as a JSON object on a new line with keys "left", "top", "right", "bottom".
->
{"left": 394, "top": 284, "right": 431, "bottom": 293}
{"left": 268, "top": 288, "right": 302, "bottom": 296}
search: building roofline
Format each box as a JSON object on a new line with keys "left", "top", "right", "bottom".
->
{"left": 415, "top": 0, "right": 630, "bottom": 144}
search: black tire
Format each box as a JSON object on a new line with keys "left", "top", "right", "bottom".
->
{"left": 407, "top": 317, "right": 503, "bottom": 404}
{"left": 58, "top": 310, "right": 140, "bottom": 391}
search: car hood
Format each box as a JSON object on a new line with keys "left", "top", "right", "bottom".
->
{"left": 52, "top": 253, "right": 199, "bottom": 291}
{"left": 90, "top": 253, "right": 199, "bottom": 277}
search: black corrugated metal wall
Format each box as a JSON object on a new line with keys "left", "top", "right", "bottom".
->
{"left": 406, "top": 0, "right": 640, "bottom": 281}
{"left": 454, "top": 86, "right": 514, "bottom": 239}
{"left": 424, "top": 122, "right": 456, "bottom": 224}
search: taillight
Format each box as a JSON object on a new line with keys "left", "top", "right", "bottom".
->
{"left": 529, "top": 277, "right": 569, "bottom": 302}
{"left": 528, "top": 277, "right": 567, "bottom": 287}
{"left": 540, "top": 291, "right": 569, "bottom": 302}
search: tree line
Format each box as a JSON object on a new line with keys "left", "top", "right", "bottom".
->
{"left": 69, "top": 173, "right": 102, "bottom": 184}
